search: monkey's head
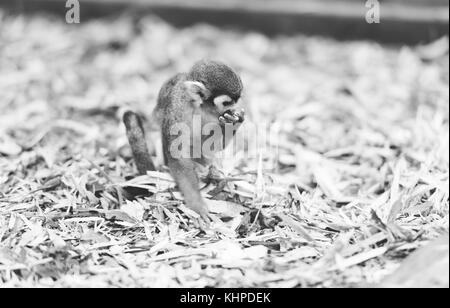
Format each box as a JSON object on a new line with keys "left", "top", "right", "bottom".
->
{"left": 186, "top": 60, "right": 243, "bottom": 113}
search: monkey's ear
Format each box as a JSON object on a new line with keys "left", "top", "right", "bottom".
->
{"left": 184, "top": 81, "right": 211, "bottom": 104}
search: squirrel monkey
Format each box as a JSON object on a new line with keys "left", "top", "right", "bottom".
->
{"left": 123, "top": 60, "right": 245, "bottom": 222}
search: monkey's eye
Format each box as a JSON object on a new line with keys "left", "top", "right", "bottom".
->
{"left": 214, "top": 95, "right": 234, "bottom": 110}
{"left": 222, "top": 101, "right": 234, "bottom": 107}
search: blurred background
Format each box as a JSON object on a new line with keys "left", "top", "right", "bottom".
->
{"left": 1, "top": 0, "right": 449, "bottom": 44}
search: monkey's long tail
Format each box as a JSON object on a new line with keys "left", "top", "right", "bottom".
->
{"left": 122, "top": 110, "right": 156, "bottom": 174}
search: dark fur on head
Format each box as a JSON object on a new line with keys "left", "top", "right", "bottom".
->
{"left": 188, "top": 60, "right": 243, "bottom": 102}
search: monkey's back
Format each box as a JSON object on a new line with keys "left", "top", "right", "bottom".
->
{"left": 153, "top": 73, "right": 199, "bottom": 164}
{"left": 153, "top": 73, "right": 191, "bottom": 125}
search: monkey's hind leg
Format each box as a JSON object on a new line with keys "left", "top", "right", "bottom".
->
{"left": 123, "top": 111, "right": 156, "bottom": 175}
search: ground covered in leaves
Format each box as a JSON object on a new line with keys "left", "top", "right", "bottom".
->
{"left": 0, "top": 11, "right": 449, "bottom": 288}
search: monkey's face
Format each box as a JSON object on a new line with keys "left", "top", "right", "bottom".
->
{"left": 212, "top": 93, "right": 241, "bottom": 113}
{"left": 188, "top": 60, "right": 243, "bottom": 115}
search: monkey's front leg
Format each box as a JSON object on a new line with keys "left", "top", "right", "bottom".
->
{"left": 168, "top": 158, "right": 210, "bottom": 223}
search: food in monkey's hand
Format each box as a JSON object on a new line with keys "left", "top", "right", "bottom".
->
{"left": 219, "top": 108, "right": 245, "bottom": 125}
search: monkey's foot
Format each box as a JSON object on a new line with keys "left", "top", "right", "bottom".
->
{"left": 201, "top": 166, "right": 245, "bottom": 197}
{"left": 201, "top": 166, "right": 228, "bottom": 193}
{"left": 219, "top": 109, "right": 245, "bottom": 125}
{"left": 190, "top": 204, "right": 214, "bottom": 231}
{"left": 205, "top": 165, "right": 225, "bottom": 183}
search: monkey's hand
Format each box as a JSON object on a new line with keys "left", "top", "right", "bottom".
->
{"left": 219, "top": 109, "right": 245, "bottom": 125}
